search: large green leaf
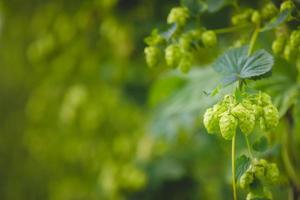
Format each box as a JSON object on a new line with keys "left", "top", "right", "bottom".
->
{"left": 213, "top": 46, "right": 274, "bottom": 84}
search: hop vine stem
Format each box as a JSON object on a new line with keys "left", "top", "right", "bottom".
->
{"left": 232, "top": 134, "right": 237, "bottom": 200}
{"left": 247, "top": 25, "right": 260, "bottom": 56}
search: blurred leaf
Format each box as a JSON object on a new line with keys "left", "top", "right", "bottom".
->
{"left": 206, "top": 0, "right": 234, "bottom": 12}
{"left": 148, "top": 75, "right": 185, "bottom": 107}
{"left": 150, "top": 67, "right": 234, "bottom": 138}
{"left": 252, "top": 136, "right": 268, "bottom": 152}
{"left": 213, "top": 46, "right": 274, "bottom": 85}
{"left": 261, "top": 9, "right": 291, "bottom": 32}
{"left": 181, "top": 0, "right": 207, "bottom": 16}
{"left": 235, "top": 155, "right": 251, "bottom": 180}
{"left": 162, "top": 24, "right": 178, "bottom": 41}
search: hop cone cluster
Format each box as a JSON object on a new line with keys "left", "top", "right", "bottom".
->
{"left": 239, "top": 159, "right": 279, "bottom": 200}
{"left": 203, "top": 92, "right": 279, "bottom": 140}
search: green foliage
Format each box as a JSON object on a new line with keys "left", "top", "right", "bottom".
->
{"left": 212, "top": 46, "right": 274, "bottom": 83}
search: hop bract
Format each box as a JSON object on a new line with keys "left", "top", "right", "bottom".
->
{"left": 167, "top": 7, "right": 189, "bottom": 26}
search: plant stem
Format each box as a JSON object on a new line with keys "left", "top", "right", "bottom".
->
{"left": 247, "top": 26, "right": 260, "bottom": 56}
{"left": 214, "top": 24, "right": 250, "bottom": 34}
{"left": 232, "top": 134, "right": 237, "bottom": 200}
{"left": 245, "top": 136, "right": 254, "bottom": 159}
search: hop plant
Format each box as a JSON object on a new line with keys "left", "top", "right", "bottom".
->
{"left": 219, "top": 111, "right": 237, "bottom": 140}
{"left": 165, "top": 44, "right": 181, "bottom": 68}
{"left": 201, "top": 31, "right": 217, "bottom": 47}
{"left": 144, "top": 46, "right": 161, "bottom": 67}
{"left": 263, "top": 104, "right": 279, "bottom": 129}
{"left": 167, "top": 7, "right": 189, "bottom": 26}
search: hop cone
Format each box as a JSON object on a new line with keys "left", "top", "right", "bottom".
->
{"left": 203, "top": 104, "right": 226, "bottom": 134}
{"left": 263, "top": 104, "right": 279, "bottom": 129}
{"left": 219, "top": 112, "right": 237, "bottom": 140}
{"left": 232, "top": 103, "right": 255, "bottom": 135}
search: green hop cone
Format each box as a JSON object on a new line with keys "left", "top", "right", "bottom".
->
{"left": 263, "top": 104, "right": 279, "bottom": 129}
{"left": 239, "top": 171, "right": 254, "bottom": 189}
{"left": 272, "top": 36, "right": 286, "bottom": 55}
{"left": 261, "top": 2, "right": 278, "bottom": 20}
{"left": 203, "top": 108, "right": 218, "bottom": 134}
{"left": 283, "top": 44, "right": 297, "bottom": 62}
{"left": 179, "top": 34, "right": 192, "bottom": 50}
{"left": 165, "top": 44, "right": 181, "bottom": 68}
{"left": 251, "top": 11, "right": 261, "bottom": 24}
{"left": 259, "top": 92, "right": 272, "bottom": 105}
{"left": 203, "top": 104, "right": 226, "bottom": 134}
{"left": 231, "top": 103, "right": 255, "bottom": 135}
{"left": 290, "top": 30, "right": 300, "bottom": 48}
{"left": 144, "top": 46, "right": 161, "bottom": 67}
{"left": 222, "top": 94, "right": 236, "bottom": 107}
{"left": 144, "top": 29, "right": 164, "bottom": 46}
{"left": 219, "top": 112, "right": 237, "bottom": 140}
{"left": 246, "top": 188, "right": 272, "bottom": 200}
{"left": 167, "top": 7, "right": 189, "bottom": 26}
{"left": 252, "top": 159, "right": 268, "bottom": 179}
{"left": 179, "top": 52, "right": 193, "bottom": 73}
{"left": 201, "top": 31, "right": 217, "bottom": 47}
{"left": 280, "top": 0, "right": 294, "bottom": 12}
{"left": 266, "top": 163, "right": 279, "bottom": 183}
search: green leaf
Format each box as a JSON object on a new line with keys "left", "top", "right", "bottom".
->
{"left": 235, "top": 155, "right": 251, "bottom": 180}
{"left": 206, "top": 0, "right": 233, "bottom": 13}
{"left": 213, "top": 46, "right": 274, "bottom": 85}
{"left": 252, "top": 136, "right": 268, "bottom": 152}
{"left": 261, "top": 9, "right": 291, "bottom": 32}
{"left": 162, "top": 24, "right": 178, "bottom": 41}
{"left": 181, "top": 0, "right": 207, "bottom": 16}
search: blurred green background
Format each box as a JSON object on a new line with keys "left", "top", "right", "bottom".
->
{"left": 0, "top": 0, "right": 294, "bottom": 199}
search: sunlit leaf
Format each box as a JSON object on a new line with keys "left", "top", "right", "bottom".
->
{"left": 213, "top": 46, "right": 274, "bottom": 85}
